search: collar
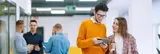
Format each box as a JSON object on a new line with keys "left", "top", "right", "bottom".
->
{"left": 29, "top": 32, "right": 37, "bottom": 35}
{"left": 56, "top": 32, "right": 63, "bottom": 35}
{"left": 91, "top": 16, "right": 101, "bottom": 24}
{"left": 16, "top": 32, "right": 22, "bottom": 34}
{"left": 16, "top": 32, "right": 23, "bottom": 36}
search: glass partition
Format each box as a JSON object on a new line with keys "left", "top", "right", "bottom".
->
{"left": 0, "top": 1, "right": 16, "bottom": 54}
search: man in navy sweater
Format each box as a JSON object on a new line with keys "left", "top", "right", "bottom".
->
{"left": 23, "top": 20, "right": 43, "bottom": 54}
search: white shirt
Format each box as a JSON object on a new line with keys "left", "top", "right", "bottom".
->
{"left": 0, "top": 32, "right": 8, "bottom": 54}
{"left": 115, "top": 35, "right": 123, "bottom": 54}
{"left": 91, "top": 16, "right": 101, "bottom": 24}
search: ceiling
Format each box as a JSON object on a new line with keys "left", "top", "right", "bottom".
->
{"left": 31, "top": 0, "right": 110, "bottom": 16}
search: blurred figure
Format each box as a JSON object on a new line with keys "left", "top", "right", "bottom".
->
{"left": 76, "top": 3, "right": 109, "bottom": 54}
{"left": 0, "top": 20, "right": 3, "bottom": 54}
{"left": 14, "top": 20, "right": 34, "bottom": 54}
{"left": 23, "top": 20, "right": 43, "bottom": 54}
{"left": 45, "top": 23, "right": 70, "bottom": 54}
{"left": 0, "top": 20, "right": 4, "bottom": 33}
{"left": 0, "top": 20, "right": 8, "bottom": 54}
{"left": 107, "top": 17, "right": 139, "bottom": 54}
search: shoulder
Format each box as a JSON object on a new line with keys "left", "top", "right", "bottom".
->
{"left": 37, "top": 33, "right": 42, "bottom": 37}
{"left": 36, "top": 34, "right": 43, "bottom": 40}
{"left": 50, "top": 35, "right": 58, "bottom": 40}
{"left": 14, "top": 35, "right": 22, "bottom": 40}
{"left": 23, "top": 32, "right": 30, "bottom": 36}
{"left": 101, "top": 24, "right": 106, "bottom": 28}
{"left": 82, "top": 19, "right": 91, "bottom": 22}
{"left": 23, "top": 32, "right": 30, "bottom": 38}
{"left": 35, "top": 33, "right": 42, "bottom": 37}
{"left": 61, "top": 35, "right": 70, "bottom": 44}
{"left": 102, "top": 23, "right": 106, "bottom": 26}
{"left": 108, "top": 34, "right": 115, "bottom": 42}
{"left": 80, "top": 19, "right": 93, "bottom": 28}
{"left": 81, "top": 19, "right": 92, "bottom": 24}
{"left": 127, "top": 34, "right": 136, "bottom": 41}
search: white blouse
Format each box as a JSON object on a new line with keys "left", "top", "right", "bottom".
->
{"left": 115, "top": 35, "right": 123, "bottom": 54}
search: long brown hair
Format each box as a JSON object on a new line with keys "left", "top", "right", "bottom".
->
{"left": 115, "top": 17, "right": 129, "bottom": 37}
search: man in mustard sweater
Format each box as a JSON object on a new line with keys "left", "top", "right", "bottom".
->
{"left": 77, "top": 3, "right": 109, "bottom": 54}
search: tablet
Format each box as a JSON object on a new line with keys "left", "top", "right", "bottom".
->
{"left": 97, "top": 38, "right": 110, "bottom": 43}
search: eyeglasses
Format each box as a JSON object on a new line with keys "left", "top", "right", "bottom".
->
{"left": 96, "top": 14, "right": 106, "bottom": 18}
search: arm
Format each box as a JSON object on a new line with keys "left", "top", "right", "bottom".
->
{"left": 66, "top": 40, "right": 70, "bottom": 54}
{"left": 107, "top": 35, "right": 116, "bottom": 54}
{"left": 76, "top": 21, "right": 94, "bottom": 48}
{"left": 14, "top": 36, "right": 30, "bottom": 52}
{"left": 23, "top": 34, "right": 28, "bottom": 44}
{"left": 103, "top": 24, "right": 107, "bottom": 38}
{"left": 103, "top": 24, "right": 109, "bottom": 51}
{"left": 45, "top": 37, "right": 53, "bottom": 53}
{"left": 39, "top": 36, "right": 43, "bottom": 51}
{"left": 34, "top": 36, "right": 43, "bottom": 51}
{"left": 130, "top": 36, "right": 139, "bottom": 54}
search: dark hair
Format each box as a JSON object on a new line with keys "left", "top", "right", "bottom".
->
{"left": 95, "top": 3, "right": 109, "bottom": 13}
{"left": 16, "top": 20, "right": 24, "bottom": 26}
{"left": 115, "top": 17, "right": 129, "bottom": 37}
{"left": 30, "top": 20, "right": 37, "bottom": 24}
{"left": 53, "top": 23, "right": 62, "bottom": 29}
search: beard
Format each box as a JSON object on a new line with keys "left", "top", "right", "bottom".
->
{"left": 21, "top": 30, "right": 24, "bottom": 33}
{"left": 52, "top": 31, "right": 56, "bottom": 35}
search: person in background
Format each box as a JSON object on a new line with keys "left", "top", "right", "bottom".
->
{"left": 45, "top": 23, "right": 70, "bottom": 54}
{"left": 23, "top": 20, "right": 43, "bottom": 54}
{"left": 14, "top": 20, "right": 34, "bottom": 54}
{"left": 0, "top": 20, "right": 8, "bottom": 54}
{"left": 107, "top": 17, "right": 139, "bottom": 54}
{"left": 76, "top": 3, "right": 109, "bottom": 54}
{"left": 0, "top": 20, "right": 3, "bottom": 54}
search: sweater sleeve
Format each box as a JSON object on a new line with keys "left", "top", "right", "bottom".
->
{"left": 77, "top": 21, "right": 94, "bottom": 48}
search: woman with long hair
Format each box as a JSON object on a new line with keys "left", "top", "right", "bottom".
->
{"left": 107, "top": 17, "right": 139, "bottom": 54}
